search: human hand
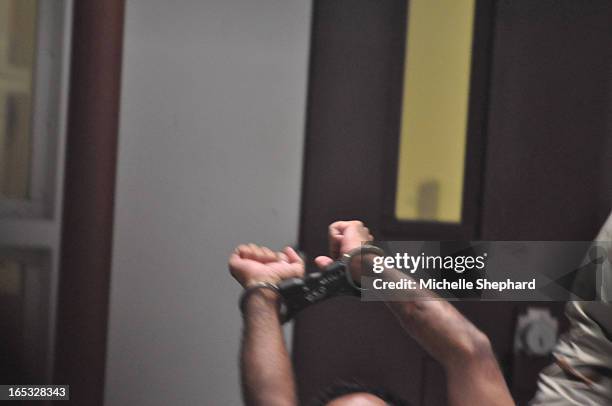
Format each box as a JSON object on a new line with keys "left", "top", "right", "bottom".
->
{"left": 314, "top": 220, "right": 373, "bottom": 269}
{"left": 228, "top": 244, "right": 304, "bottom": 288}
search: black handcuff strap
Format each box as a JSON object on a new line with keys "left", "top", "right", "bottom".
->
{"left": 238, "top": 245, "right": 384, "bottom": 323}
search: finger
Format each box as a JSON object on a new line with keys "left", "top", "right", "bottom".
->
{"left": 283, "top": 247, "right": 304, "bottom": 265}
{"left": 314, "top": 255, "right": 334, "bottom": 269}
{"left": 329, "top": 236, "right": 341, "bottom": 259}
{"left": 228, "top": 252, "right": 241, "bottom": 268}
{"left": 330, "top": 220, "right": 365, "bottom": 239}
{"left": 228, "top": 253, "right": 247, "bottom": 279}
{"left": 235, "top": 244, "right": 251, "bottom": 258}
{"left": 330, "top": 220, "right": 364, "bottom": 233}
{"left": 261, "top": 246, "right": 277, "bottom": 263}
{"left": 277, "top": 251, "right": 289, "bottom": 262}
{"left": 286, "top": 262, "right": 305, "bottom": 279}
{"left": 329, "top": 221, "right": 351, "bottom": 236}
{"left": 329, "top": 222, "right": 345, "bottom": 258}
{"left": 246, "top": 243, "right": 264, "bottom": 260}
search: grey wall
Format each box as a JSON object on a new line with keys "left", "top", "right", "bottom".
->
{"left": 104, "top": 1, "right": 311, "bottom": 405}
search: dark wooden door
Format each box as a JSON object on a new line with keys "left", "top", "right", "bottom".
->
{"left": 294, "top": 1, "right": 612, "bottom": 405}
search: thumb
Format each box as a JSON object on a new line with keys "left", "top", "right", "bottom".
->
{"left": 283, "top": 246, "right": 304, "bottom": 265}
{"left": 314, "top": 255, "right": 334, "bottom": 269}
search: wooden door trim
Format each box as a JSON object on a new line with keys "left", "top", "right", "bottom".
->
{"left": 54, "top": 1, "right": 125, "bottom": 405}
{"left": 380, "top": 0, "right": 498, "bottom": 240}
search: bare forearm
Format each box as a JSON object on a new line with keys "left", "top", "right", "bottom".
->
{"left": 388, "top": 300, "right": 514, "bottom": 406}
{"left": 359, "top": 256, "right": 514, "bottom": 405}
{"left": 241, "top": 291, "right": 297, "bottom": 406}
{"left": 387, "top": 299, "right": 486, "bottom": 366}
{"left": 445, "top": 351, "right": 515, "bottom": 406}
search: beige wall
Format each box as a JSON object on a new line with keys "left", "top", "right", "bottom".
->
{"left": 105, "top": 1, "right": 311, "bottom": 405}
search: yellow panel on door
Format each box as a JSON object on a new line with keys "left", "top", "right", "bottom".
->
{"left": 395, "top": 0, "right": 475, "bottom": 223}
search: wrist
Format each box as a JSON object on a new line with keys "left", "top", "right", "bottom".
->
{"left": 350, "top": 253, "right": 378, "bottom": 276}
{"left": 442, "top": 326, "right": 496, "bottom": 370}
{"left": 345, "top": 252, "right": 380, "bottom": 284}
{"left": 241, "top": 286, "right": 280, "bottom": 315}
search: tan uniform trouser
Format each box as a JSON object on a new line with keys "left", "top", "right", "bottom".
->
{"left": 531, "top": 302, "right": 612, "bottom": 405}
{"left": 531, "top": 212, "right": 612, "bottom": 405}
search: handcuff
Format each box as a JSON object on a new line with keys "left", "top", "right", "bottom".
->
{"left": 239, "top": 245, "right": 384, "bottom": 323}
